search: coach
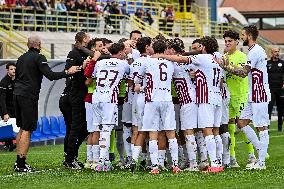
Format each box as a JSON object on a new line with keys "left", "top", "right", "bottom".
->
{"left": 63, "top": 31, "right": 92, "bottom": 169}
{"left": 13, "top": 35, "right": 79, "bottom": 172}
{"left": 267, "top": 47, "right": 284, "bottom": 132}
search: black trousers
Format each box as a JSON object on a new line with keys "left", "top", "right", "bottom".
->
{"left": 268, "top": 88, "right": 284, "bottom": 128}
{"left": 59, "top": 94, "right": 72, "bottom": 155}
{"left": 64, "top": 94, "right": 88, "bottom": 162}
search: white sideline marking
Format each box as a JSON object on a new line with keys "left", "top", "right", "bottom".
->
{"left": 0, "top": 168, "right": 62, "bottom": 178}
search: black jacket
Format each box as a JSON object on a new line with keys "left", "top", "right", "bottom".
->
{"left": 13, "top": 48, "right": 68, "bottom": 100}
{"left": 267, "top": 58, "right": 284, "bottom": 89}
{"left": 0, "top": 74, "right": 15, "bottom": 117}
{"left": 65, "top": 47, "right": 89, "bottom": 97}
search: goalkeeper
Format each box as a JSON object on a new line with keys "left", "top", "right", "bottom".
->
{"left": 223, "top": 30, "right": 256, "bottom": 168}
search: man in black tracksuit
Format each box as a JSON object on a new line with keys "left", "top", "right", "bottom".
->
{"left": 0, "top": 63, "right": 16, "bottom": 151}
{"left": 59, "top": 78, "right": 72, "bottom": 157}
{"left": 13, "top": 35, "right": 79, "bottom": 172}
{"left": 267, "top": 47, "right": 284, "bottom": 131}
{"left": 63, "top": 31, "right": 92, "bottom": 169}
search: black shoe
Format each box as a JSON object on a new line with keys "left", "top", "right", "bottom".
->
{"left": 73, "top": 157, "right": 84, "bottom": 168}
{"left": 109, "top": 153, "right": 115, "bottom": 162}
{"left": 14, "top": 162, "right": 33, "bottom": 173}
{"left": 140, "top": 160, "right": 146, "bottom": 171}
{"left": 278, "top": 125, "right": 282, "bottom": 132}
{"left": 9, "top": 144, "right": 16, "bottom": 152}
{"left": 63, "top": 160, "right": 83, "bottom": 170}
{"left": 130, "top": 161, "right": 137, "bottom": 173}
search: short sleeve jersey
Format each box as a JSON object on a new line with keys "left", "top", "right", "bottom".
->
{"left": 137, "top": 57, "right": 175, "bottom": 102}
{"left": 132, "top": 56, "right": 149, "bottom": 88}
{"left": 92, "top": 58, "right": 130, "bottom": 103}
{"left": 188, "top": 54, "right": 223, "bottom": 106}
{"left": 245, "top": 44, "right": 270, "bottom": 103}
{"left": 173, "top": 63, "right": 196, "bottom": 105}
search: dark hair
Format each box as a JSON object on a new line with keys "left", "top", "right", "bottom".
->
{"left": 192, "top": 38, "right": 201, "bottom": 44}
{"left": 118, "top": 38, "right": 128, "bottom": 43}
{"left": 108, "top": 43, "right": 125, "bottom": 55}
{"left": 130, "top": 30, "right": 142, "bottom": 39}
{"left": 101, "top": 38, "right": 113, "bottom": 45}
{"left": 243, "top": 25, "right": 259, "bottom": 41}
{"left": 136, "top": 37, "right": 152, "bottom": 54}
{"left": 153, "top": 40, "right": 167, "bottom": 54}
{"left": 223, "top": 29, "right": 240, "bottom": 40}
{"left": 6, "top": 62, "right": 16, "bottom": 69}
{"left": 152, "top": 34, "right": 166, "bottom": 43}
{"left": 169, "top": 38, "right": 185, "bottom": 53}
{"left": 75, "top": 31, "right": 87, "bottom": 43}
{"left": 87, "top": 38, "right": 102, "bottom": 50}
{"left": 200, "top": 36, "right": 219, "bottom": 54}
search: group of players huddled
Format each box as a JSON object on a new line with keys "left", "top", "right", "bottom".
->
{"left": 67, "top": 25, "right": 270, "bottom": 174}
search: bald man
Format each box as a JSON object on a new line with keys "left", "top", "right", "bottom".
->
{"left": 267, "top": 47, "right": 284, "bottom": 131}
{"left": 13, "top": 35, "right": 80, "bottom": 172}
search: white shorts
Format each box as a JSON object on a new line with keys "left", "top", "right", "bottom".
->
{"left": 174, "top": 104, "right": 181, "bottom": 131}
{"left": 142, "top": 101, "right": 176, "bottom": 131}
{"left": 136, "top": 93, "right": 145, "bottom": 130}
{"left": 240, "top": 102, "right": 269, "bottom": 127}
{"left": 180, "top": 103, "right": 198, "bottom": 130}
{"left": 198, "top": 104, "right": 222, "bottom": 129}
{"left": 93, "top": 102, "right": 118, "bottom": 127}
{"left": 132, "top": 93, "right": 139, "bottom": 126}
{"left": 221, "top": 99, "right": 229, "bottom": 125}
{"left": 122, "top": 103, "right": 132, "bottom": 124}
{"left": 86, "top": 102, "right": 98, "bottom": 132}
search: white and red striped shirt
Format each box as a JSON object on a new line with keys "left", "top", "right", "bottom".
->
{"left": 92, "top": 58, "right": 129, "bottom": 103}
{"left": 173, "top": 63, "right": 196, "bottom": 106}
{"left": 188, "top": 54, "right": 223, "bottom": 106}
{"left": 136, "top": 57, "right": 174, "bottom": 102}
{"left": 246, "top": 44, "right": 270, "bottom": 103}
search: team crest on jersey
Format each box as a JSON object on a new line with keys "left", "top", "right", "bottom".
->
{"left": 278, "top": 63, "right": 282, "bottom": 67}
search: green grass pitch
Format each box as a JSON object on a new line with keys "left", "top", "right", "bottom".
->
{"left": 0, "top": 122, "right": 284, "bottom": 189}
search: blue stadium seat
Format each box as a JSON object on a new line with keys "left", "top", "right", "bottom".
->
{"left": 31, "top": 121, "right": 49, "bottom": 141}
{"left": 50, "top": 116, "right": 65, "bottom": 137}
{"left": 41, "top": 116, "right": 57, "bottom": 139}
{"left": 58, "top": 116, "right": 66, "bottom": 135}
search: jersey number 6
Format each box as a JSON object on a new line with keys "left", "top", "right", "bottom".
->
{"left": 159, "top": 63, "right": 168, "bottom": 81}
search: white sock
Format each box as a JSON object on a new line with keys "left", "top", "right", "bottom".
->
{"left": 149, "top": 140, "right": 159, "bottom": 167}
{"left": 158, "top": 150, "right": 166, "bottom": 167}
{"left": 92, "top": 145, "right": 100, "bottom": 163}
{"left": 168, "top": 138, "right": 179, "bottom": 167}
{"left": 99, "top": 125, "right": 112, "bottom": 162}
{"left": 196, "top": 131, "right": 207, "bottom": 162}
{"left": 185, "top": 135, "right": 197, "bottom": 167}
{"left": 116, "top": 130, "right": 124, "bottom": 161}
{"left": 215, "top": 135, "right": 223, "bottom": 165}
{"left": 221, "top": 132, "right": 230, "bottom": 165}
{"left": 131, "top": 144, "right": 135, "bottom": 155}
{"left": 241, "top": 126, "right": 260, "bottom": 150}
{"left": 132, "top": 146, "right": 142, "bottom": 162}
{"left": 258, "top": 130, "right": 269, "bottom": 166}
{"left": 123, "top": 126, "right": 132, "bottom": 158}
{"left": 86, "top": 145, "right": 93, "bottom": 162}
{"left": 205, "top": 135, "right": 218, "bottom": 167}
{"left": 263, "top": 130, "right": 269, "bottom": 145}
